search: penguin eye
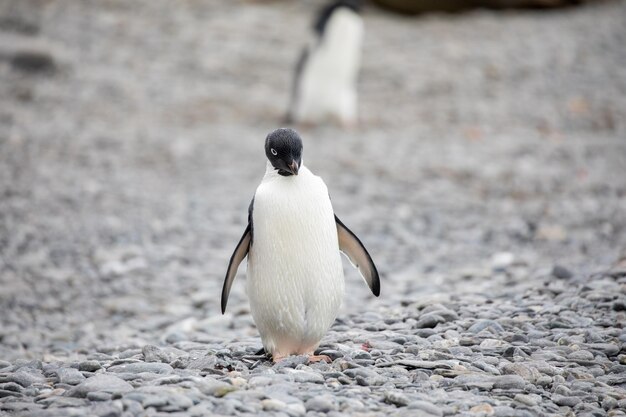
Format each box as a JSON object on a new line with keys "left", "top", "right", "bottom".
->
{"left": 270, "top": 148, "right": 278, "bottom": 156}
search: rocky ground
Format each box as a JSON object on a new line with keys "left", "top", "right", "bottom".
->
{"left": 1, "top": 0, "right": 625, "bottom": 416}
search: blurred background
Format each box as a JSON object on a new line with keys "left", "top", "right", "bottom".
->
{"left": 0, "top": 0, "right": 625, "bottom": 361}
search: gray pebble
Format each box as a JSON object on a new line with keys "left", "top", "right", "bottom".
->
{"left": 552, "top": 394, "right": 581, "bottom": 407}
{"left": 142, "top": 345, "right": 173, "bottom": 363}
{"left": 70, "top": 374, "right": 134, "bottom": 398}
{"left": 407, "top": 400, "right": 443, "bottom": 416}
{"left": 107, "top": 362, "right": 173, "bottom": 375}
{"left": 305, "top": 395, "right": 336, "bottom": 412}
{"left": 385, "top": 391, "right": 410, "bottom": 407}
{"left": 415, "top": 314, "right": 446, "bottom": 329}
{"left": 468, "top": 320, "right": 505, "bottom": 334}
{"left": 79, "top": 361, "right": 103, "bottom": 372}
{"left": 87, "top": 391, "right": 113, "bottom": 401}
{"left": 286, "top": 370, "right": 324, "bottom": 384}
{"left": 56, "top": 367, "right": 86, "bottom": 385}
{"left": 493, "top": 375, "right": 526, "bottom": 390}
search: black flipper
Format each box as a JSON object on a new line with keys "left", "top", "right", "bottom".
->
{"left": 335, "top": 214, "right": 380, "bottom": 297}
{"left": 221, "top": 199, "right": 255, "bottom": 314}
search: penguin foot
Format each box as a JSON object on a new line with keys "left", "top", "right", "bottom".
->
{"left": 307, "top": 354, "right": 332, "bottom": 364}
{"left": 271, "top": 353, "right": 287, "bottom": 363}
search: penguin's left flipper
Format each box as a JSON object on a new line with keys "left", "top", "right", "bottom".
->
{"left": 335, "top": 215, "right": 380, "bottom": 297}
{"left": 221, "top": 223, "right": 251, "bottom": 314}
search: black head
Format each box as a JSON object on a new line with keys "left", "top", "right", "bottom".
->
{"left": 314, "top": 0, "right": 362, "bottom": 36}
{"left": 265, "top": 128, "right": 303, "bottom": 177}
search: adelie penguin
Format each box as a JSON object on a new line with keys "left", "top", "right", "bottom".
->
{"left": 222, "top": 128, "right": 379, "bottom": 363}
{"left": 286, "top": 0, "right": 363, "bottom": 128}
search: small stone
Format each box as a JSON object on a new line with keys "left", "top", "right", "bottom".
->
{"left": 493, "top": 375, "right": 526, "bottom": 389}
{"left": 468, "top": 320, "right": 505, "bottom": 334}
{"left": 79, "top": 361, "right": 102, "bottom": 372}
{"left": 70, "top": 374, "right": 134, "bottom": 398}
{"left": 142, "top": 345, "right": 172, "bottom": 363}
{"left": 56, "top": 368, "right": 86, "bottom": 385}
{"left": 305, "top": 395, "right": 336, "bottom": 412}
{"left": 385, "top": 391, "right": 410, "bottom": 407}
{"left": 551, "top": 265, "right": 573, "bottom": 279}
{"left": 491, "top": 252, "right": 515, "bottom": 271}
{"left": 454, "top": 374, "right": 494, "bottom": 390}
{"left": 288, "top": 370, "right": 324, "bottom": 384}
{"left": 415, "top": 314, "right": 446, "bottom": 328}
{"left": 107, "top": 362, "right": 173, "bottom": 374}
{"left": 87, "top": 391, "right": 113, "bottom": 401}
{"left": 407, "top": 400, "right": 443, "bottom": 416}
{"left": 470, "top": 403, "right": 494, "bottom": 415}
{"left": 552, "top": 394, "right": 581, "bottom": 407}
{"left": 514, "top": 394, "right": 537, "bottom": 406}
{"left": 8, "top": 370, "right": 46, "bottom": 387}
{"left": 0, "top": 389, "right": 22, "bottom": 398}
{"left": 586, "top": 343, "right": 620, "bottom": 357}
{"left": 261, "top": 398, "right": 287, "bottom": 411}
{"left": 10, "top": 50, "right": 56, "bottom": 74}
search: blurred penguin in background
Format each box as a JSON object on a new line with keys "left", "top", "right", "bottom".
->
{"left": 286, "top": 0, "right": 363, "bottom": 128}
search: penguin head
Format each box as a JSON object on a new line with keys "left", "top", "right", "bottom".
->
{"left": 314, "top": 0, "right": 362, "bottom": 36}
{"left": 265, "top": 128, "right": 303, "bottom": 177}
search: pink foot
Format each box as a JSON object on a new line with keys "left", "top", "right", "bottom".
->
{"left": 307, "top": 354, "right": 332, "bottom": 364}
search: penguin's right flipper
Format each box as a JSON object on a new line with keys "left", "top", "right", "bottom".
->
{"left": 221, "top": 223, "right": 251, "bottom": 314}
{"left": 222, "top": 199, "right": 255, "bottom": 314}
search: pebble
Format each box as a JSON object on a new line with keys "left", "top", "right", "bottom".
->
{"left": 79, "top": 361, "right": 103, "bottom": 372}
{"left": 470, "top": 403, "right": 495, "bottom": 415}
{"left": 107, "top": 362, "right": 173, "bottom": 374}
{"left": 407, "top": 400, "right": 443, "bottom": 416}
{"left": 56, "top": 367, "right": 87, "bottom": 385}
{"left": 142, "top": 345, "right": 173, "bottom": 363}
{"left": 305, "top": 395, "right": 337, "bottom": 412}
{"left": 70, "top": 374, "right": 134, "bottom": 398}
{"left": 552, "top": 394, "right": 582, "bottom": 407}
{"left": 468, "top": 320, "right": 505, "bottom": 334}
{"left": 384, "top": 391, "right": 410, "bottom": 407}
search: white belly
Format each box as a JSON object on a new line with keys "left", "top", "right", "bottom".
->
{"left": 247, "top": 166, "right": 344, "bottom": 356}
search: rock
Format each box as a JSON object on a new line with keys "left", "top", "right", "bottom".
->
{"left": 305, "top": 395, "right": 336, "bottom": 412}
{"left": 107, "top": 362, "right": 173, "bottom": 374}
{"left": 10, "top": 50, "right": 56, "bottom": 74}
{"left": 454, "top": 374, "right": 494, "bottom": 390}
{"left": 468, "top": 320, "right": 505, "bottom": 334}
{"left": 261, "top": 398, "right": 287, "bottom": 411}
{"left": 551, "top": 265, "right": 573, "bottom": 279}
{"left": 4, "top": 370, "right": 45, "bottom": 387}
{"left": 385, "top": 391, "right": 410, "bottom": 407}
{"left": 586, "top": 343, "right": 620, "bottom": 356}
{"left": 79, "top": 361, "right": 103, "bottom": 372}
{"left": 70, "top": 374, "right": 134, "bottom": 398}
{"left": 415, "top": 314, "right": 446, "bottom": 328}
{"left": 287, "top": 370, "right": 324, "bottom": 384}
{"left": 501, "top": 363, "right": 539, "bottom": 382}
{"left": 493, "top": 375, "right": 526, "bottom": 390}
{"left": 407, "top": 400, "right": 443, "bottom": 416}
{"left": 55, "top": 368, "right": 86, "bottom": 385}
{"left": 142, "top": 345, "right": 172, "bottom": 363}
{"left": 87, "top": 391, "right": 113, "bottom": 401}
{"left": 552, "top": 394, "right": 581, "bottom": 407}
{"left": 491, "top": 252, "right": 515, "bottom": 271}
{"left": 470, "top": 403, "right": 495, "bottom": 415}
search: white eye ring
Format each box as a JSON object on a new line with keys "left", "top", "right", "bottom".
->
{"left": 270, "top": 148, "right": 278, "bottom": 156}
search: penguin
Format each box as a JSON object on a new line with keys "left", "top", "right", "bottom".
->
{"left": 286, "top": 0, "right": 364, "bottom": 127}
{"left": 222, "top": 128, "right": 379, "bottom": 362}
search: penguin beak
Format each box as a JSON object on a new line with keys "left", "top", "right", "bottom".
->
{"left": 288, "top": 160, "right": 299, "bottom": 176}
